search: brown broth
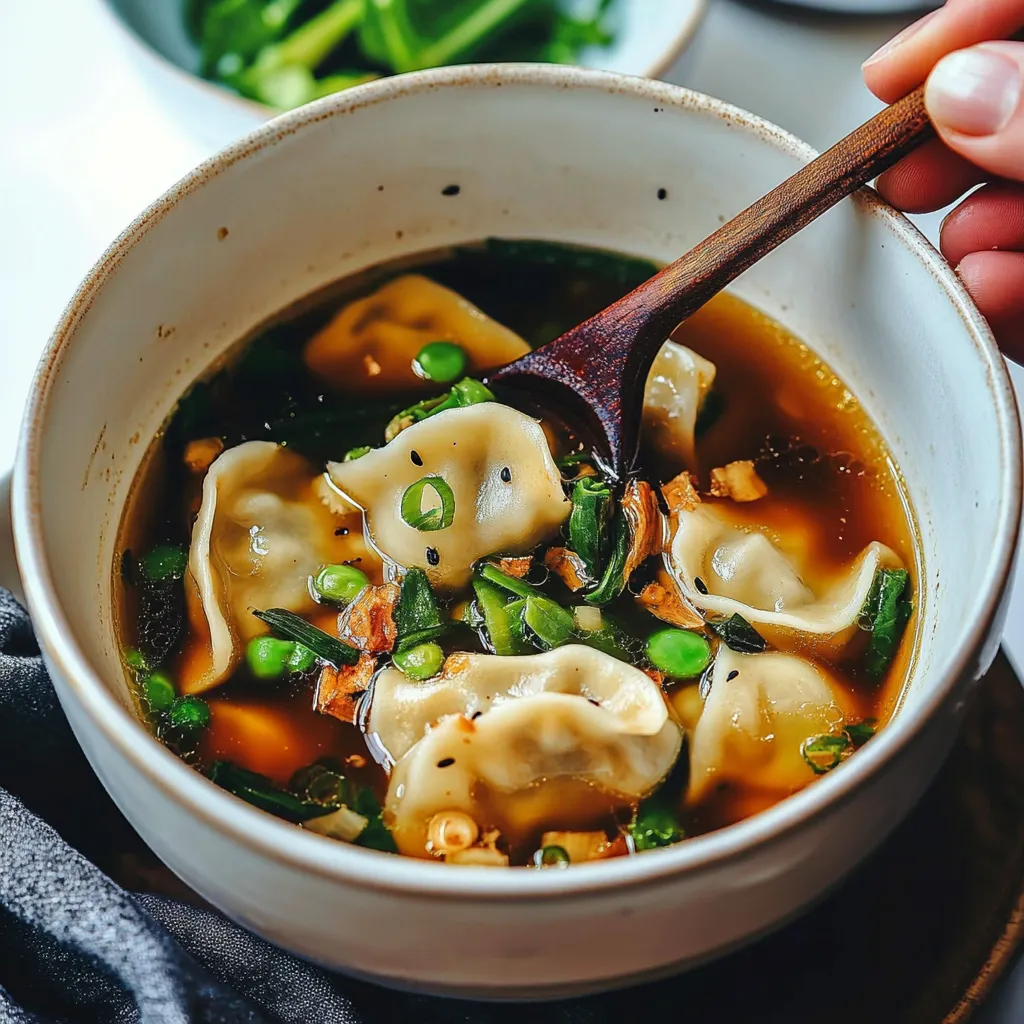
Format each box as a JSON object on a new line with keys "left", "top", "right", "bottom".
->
{"left": 115, "top": 240, "right": 919, "bottom": 863}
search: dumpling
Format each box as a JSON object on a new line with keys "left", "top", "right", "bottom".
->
{"left": 668, "top": 504, "right": 902, "bottom": 653}
{"left": 327, "top": 403, "right": 570, "bottom": 589}
{"left": 184, "top": 441, "right": 374, "bottom": 694}
{"left": 643, "top": 340, "right": 717, "bottom": 469}
{"left": 687, "top": 648, "right": 851, "bottom": 802}
{"left": 371, "top": 646, "right": 682, "bottom": 858}
{"left": 303, "top": 274, "right": 530, "bottom": 393}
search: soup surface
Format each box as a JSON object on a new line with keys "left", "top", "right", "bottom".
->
{"left": 116, "top": 240, "right": 917, "bottom": 867}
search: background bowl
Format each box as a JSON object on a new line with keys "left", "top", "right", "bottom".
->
{"left": 102, "top": 0, "right": 708, "bottom": 116}
{"left": 13, "top": 65, "right": 1020, "bottom": 997}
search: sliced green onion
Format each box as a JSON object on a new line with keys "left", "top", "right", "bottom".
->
{"left": 394, "top": 567, "right": 447, "bottom": 653}
{"left": 645, "top": 629, "right": 711, "bottom": 679}
{"left": 343, "top": 445, "right": 371, "bottom": 462}
{"left": 393, "top": 642, "right": 445, "bottom": 680}
{"left": 523, "top": 595, "right": 575, "bottom": 650}
{"left": 576, "top": 614, "right": 637, "bottom": 663}
{"left": 472, "top": 577, "right": 531, "bottom": 656}
{"left": 858, "top": 569, "right": 912, "bottom": 678}
{"left": 709, "top": 613, "right": 766, "bottom": 654}
{"left": 386, "top": 377, "right": 495, "bottom": 440}
{"left": 845, "top": 719, "right": 878, "bottom": 747}
{"left": 252, "top": 608, "right": 359, "bottom": 666}
{"left": 534, "top": 845, "right": 570, "bottom": 868}
{"left": 400, "top": 476, "right": 455, "bottom": 532}
{"left": 209, "top": 761, "right": 328, "bottom": 823}
{"left": 629, "top": 793, "right": 684, "bottom": 851}
{"left": 351, "top": 787, "right": 399, "bottom": 853}
{"left": 801, "top": 733, "right": 851, "bottom": 775}
{"left": 584, "top": 511, "right": 629, "bottom": 606}
{"left": 569, "top": 476, "right": 612, "bottom": 579}
{"left": 477, "top": 562, "right": 536, "bottom": 598}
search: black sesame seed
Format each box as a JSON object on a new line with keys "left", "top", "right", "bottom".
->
{"left": 471, "top": 711, "right": 483, "bottom": 720}
{"left": 500, "top": 466, "right": 512, "bottom": 483}
{"left": 694, "top": 576, "right": 709, "bottom": 595}
{"left": 334, "top": 527, "right": 349, "bottom": 536}
{"left": 442, "top": 184, "right": 461, "bottom": 196}
{"left": 437, "top": 757, "right": 455, "bottom": 768}
{"left": 587, "top": 698, "right": 600, "bottom": 707}
{"left": 657, "top": 187, "right": 668, "bottom": 200}
{"left": 727, "top": 670, "right": 739, "bottom": 681}
{"left": 426, "top": 547, "right": 440, "bottom": 566}
{"left": 411, "top": 450, "right": 423, "bottom": 467}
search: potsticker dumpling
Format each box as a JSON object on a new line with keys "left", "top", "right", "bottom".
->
{"left": 371, "top": 646, "right": 682, "bottom": 858}
{"left": 643, "top": 340, "right": 717, "bottom": 470}
{"left": 303, "top": 274, "right": 530, "bottom": 393}
{"left": 669, "top": 504, "right": 902, "bottom": 653}
{"left": 687, "top": 648, "right": 851, "bottom": 802}
{"left": 185, "top": 441, "right": 374, "bottom": 694}
{"left": 327, "top": 404, "right": 570, "bottom": 589}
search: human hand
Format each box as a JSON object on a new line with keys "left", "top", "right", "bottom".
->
{"left": 863, "top": 1, "right": 1024, "bottom": 359}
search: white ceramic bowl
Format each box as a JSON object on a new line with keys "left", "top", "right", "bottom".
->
{"left": 101, "top": 0, "right": 708, "bottom": 117}
{"left": 12, "top": 65, "right": 1021, "bottom": 998}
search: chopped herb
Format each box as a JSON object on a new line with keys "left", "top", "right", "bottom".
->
{"left": 629, "top": 791, "right": 684, "bottom": 851}
{"left": 584, "top": 511, "right": 629, "bottom": 606}
{"left": 400, "top": 475, "right": 456, "bottom": 532}
{"left": 394, "top": 567, "right": 447, "bottom": 652}
{"left": 385, "top": 377, "right": 494, "bottom": 440}
{"left": 343, "top": 445, "right": 371, "bottom": 462}
{"left": 168, "top": 696, "right": 211, "bottom": 733}
{"left": 252, "top": 608, "right": 359, "bottom": 667}
{"left": 534, "top": 845, "right": 570, "bottom": 868}
{"left": 351, "top": 788, "right": 398, "bottom": 853}
{"left": 845, "top": 718, "right": 878, "bottom": 747}
{"left": 709, "top": 614, "right": 766, "bottom": 654}
{"left": 522, "top": 595, "right": 575, "bottom": 651}
{"left": 568, "top": 476, "right": 613, "bottom": 580}
{"left": 472, "top": 577, "right": 531, "bottom": 656}
{"left": 858, "top": 569, "right": 912, "bottom": 677}
{"left": 209, "top": 761, "right": 329, "bottom": 823}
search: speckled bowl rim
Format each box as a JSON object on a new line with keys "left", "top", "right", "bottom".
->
{"left": 95, "top": 0, "right": 709, "bottom": 118}
{"left": 14, "top": 64, "right": 1022, "bottom": 903}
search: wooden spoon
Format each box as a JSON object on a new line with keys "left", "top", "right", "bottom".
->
{"left": 487, "top": 85, "right": 933, "bottom": 481}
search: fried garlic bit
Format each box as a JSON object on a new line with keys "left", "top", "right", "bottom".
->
{"left": 709, "top": 460, "right": 768, "bottom": 502}
{"left": 315, "top": 654, "right": 375, "bottom": 724}
{"left": 494, "top": 555, "right": 533, "bottom": 579}
{"left": 544, "top": 547, "right": 588, "bottom": 592}
{"left": 339, "top": 583, "right": 399, "bottom": 653}
{"left": 661, "top": 470, "right": 701, "bottom": 515}
{"left": 183, "top": 437, "right": 225, "bottom": 473}
{"left": 637, "top": 573, "right": 704, "bottom": 630}
{"left": 622, "top": 479, "right": 664, "bottom": 578}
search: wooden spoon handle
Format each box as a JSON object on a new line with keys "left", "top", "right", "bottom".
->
{"left": 616, "top": 84, "right": 933, "bottom": 343}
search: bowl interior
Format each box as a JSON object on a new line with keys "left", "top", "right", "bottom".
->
{"left": 22, "top": 67, "right": 1018, "bottom": 879}
{"left": 102, "top": 0, "right": 706, "bottom": 96}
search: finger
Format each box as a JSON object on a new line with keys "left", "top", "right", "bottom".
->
{"left": 940, "top": 181, "right": 1024, "bottom": 264}
{"left": 924, "top": 42, "right": 1024, "bottom": 184}
{"left": 875, "top": 138, "right": 985, "bottom": 212}
{"left": 957, "top": 250, "right": 1024, "bottom": 362}
{"left": 863, "top": 0, "right": 1024, "bottom": 103}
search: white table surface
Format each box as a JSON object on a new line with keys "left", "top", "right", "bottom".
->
{"left": 3, "top": 0, "right": 1024, "bottom": 1015}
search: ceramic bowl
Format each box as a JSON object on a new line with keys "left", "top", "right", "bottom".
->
{"left": 101, "top": 0, "right": 708, "bottom": 117}
{"left": 11, "top": 65, "right": 1021, "bottom": 998}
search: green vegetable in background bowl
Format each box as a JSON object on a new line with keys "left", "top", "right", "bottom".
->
{"left": 186, "top": 0, "right": 618, "bottom": 109}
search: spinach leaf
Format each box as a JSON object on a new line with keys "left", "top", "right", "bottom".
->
{"left": 709, "top": 614, "right": 766, "bottom": 654}
{"left": 858, "top": 569, "right": 912, "bottom": 678}
{"left": 584, "top": 511, "right": 629, "bottom": 606}
{"left": 568, "top": 476, "right": 612, "bottom": 581}
{"left": 352, "top": 787, "right": 398, "bottom": 853}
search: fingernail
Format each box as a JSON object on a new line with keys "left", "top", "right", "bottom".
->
{"left": 926, "top": 47, "right": 1022, "bottom": 136}
{"left": 863, "top": 9, "right": 941, "bottom": 68}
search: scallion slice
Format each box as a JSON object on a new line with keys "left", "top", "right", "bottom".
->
{"left": 400, "top": 475, "right": 455, "bottom": 532}
{"left": 584, "top": 511, "right": 629, "bottom": 606}
{"left": 252, "top": 608, "right": 359, "bottom": 666}
{"left": 477, "top": 562, "right": 536, "bottom": 598}
{"left": 523, "top": 595, "right": 575, "bottom": 650}
{"left": 569, "top": 476, "right": 612, "bottom": 579}
{"left": 472, "top": 577, "right": 531, "bottom": 656}
{"left": 394, "top": 567, "right": 447, "bottom": 653}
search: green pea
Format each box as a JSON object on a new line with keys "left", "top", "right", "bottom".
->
{"left": 286, "top": 643, "right": 317, "bottom": 674}
{"left": 645, "top": 628, "right": 711, "bottom": 679}
{"left": 534, "top": 845, "right": 570, "bottom": 868}
{"left": 414, "top": 341, "right": 468, "bottom": 384}
{"left": 246, "top": 636, "right": 297, "bottom": 679}
{"left": 393, "top": 642, "right": 444, "bottom": 680}
{"left": 315, "top": 564, "right": 370, "bottom": 604}
{"left": 123, "top": 648, "right": 148, "bottom": 672}
{"left": 143, "top": 671, "right": 176, "bottom": 712}
{"left": 140, "top": 544, "right": 189, "bottom": 582}
{"left": 169, "top": 695, "right": 210, "bottom": 732}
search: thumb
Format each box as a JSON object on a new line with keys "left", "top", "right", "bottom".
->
{"left": 925, "top": 41, "right": 1024, "bottom": 183}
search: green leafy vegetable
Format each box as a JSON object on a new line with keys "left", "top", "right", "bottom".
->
{"left": 629, "top": 791, "right": 684, "bottom": 851}
{"left": 477, "top": 562, "right": 537, "bottom": 598}
{"left": 534, "top": 845, "right": 570, "bottom": 868}
{"left": 709, "top": 613, "right": 766, "bottom": 654}
{"left": 568, "top": 476, "right": 612, "bottom": 580}
{"left": 800, "top": 734, "right": 851, "bottom": 775}
{"left": 472, "top": 577, "right": 531, "bottom": 656}
{"left": 394, "top": 567, "right": 447, "bottom": 652}
{"left": 400, "top": 475, "right": 456, "bottom": 532}
{"left": 845, "top": 718, "right": 877, "bottom": 747}
{"left": 253, "top": 608, "right": 360, "bottom": 666}
{"left": 343, "top": 445, "right": 371, "bottom": 462}
{"left": 858, "top": 569, "right": 912, "bottom": 677}
{"left": 122, "top": 549, "right": 185, "bottom": 670}
{"left": 584, "top": 511, "right": 629, "bottom": 606}
{"left": 575, "top": 614, "right": 638, "bottom": 663}
{"left": 522, "top": 595, "right": 575, "bottom": 650}
{"left": 209, "top": 761, "right": 329, "bottom": 822}
{"left": 386, "top": 377, "right": 495, "bottom": 440}
{"left": 351, "top": 787, "right": 398, "bottom": 853}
